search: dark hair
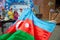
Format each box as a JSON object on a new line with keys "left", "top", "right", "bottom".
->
{"left": 10, "top": 8, "right": 12, "bottom": 10}
{"left": 20, "top": 8, "right": 22, "bottom": 10}
{"left": 14, "top": 11, "right": 17, "bottom": 13}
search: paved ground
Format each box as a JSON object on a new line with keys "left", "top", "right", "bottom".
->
{"left": 0, "top": 25, "right": 60, "bottom": 40}
{"left": 49, "top": 25, "right": 60, "bottom": 40}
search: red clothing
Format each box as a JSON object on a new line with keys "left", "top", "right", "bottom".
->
{"left": 14, "top": 11, "right": 19, "bottom": 20}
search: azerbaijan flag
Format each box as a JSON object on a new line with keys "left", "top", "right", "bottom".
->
{"left": 0, "top": 8, "right": 56, "bottom": 40}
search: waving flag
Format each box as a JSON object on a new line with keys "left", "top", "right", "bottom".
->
{"left": 0, "top": 8, "right": 56, "bottom": 40}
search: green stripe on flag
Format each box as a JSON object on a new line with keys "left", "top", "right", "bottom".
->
{"left": 7, "top": 30, "right": 34, "bottom": 40}
{"left": 0, "top": 33, "right": 12, "bottom": 40}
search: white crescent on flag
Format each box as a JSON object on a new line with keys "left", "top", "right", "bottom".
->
{"left": 16, "top": 21, "right": 22, "bottom": 30}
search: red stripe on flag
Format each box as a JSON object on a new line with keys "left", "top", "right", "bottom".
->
{"left": 6, "top": 20, "right": 23, "bottom": 33}
{"left": 34, "top": 25, "right": 51, "bottom": 40}
{"left": 19, "top": 19, "right": 34, "bottom": 36}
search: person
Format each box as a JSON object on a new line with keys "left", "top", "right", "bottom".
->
{"left": 14, "top": 10, "right": 19, "bottom": 20}
{"left": 17, "top": 8, "right": 23, "bottom": 17}
{"left": 8, "top": 8, "right": 14, "bottom": 20}
{"left": 2, "top": 8, "right": 6, "bottom": 18}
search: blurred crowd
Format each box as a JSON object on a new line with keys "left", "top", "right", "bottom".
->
{"left": 0, "top": 7, "right": 23, "bottom": 20}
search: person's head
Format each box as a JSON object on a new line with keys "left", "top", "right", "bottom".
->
{"left": 20, "top": 8, "right": 23, "bottom": 12}
{"left": 9, "top": 8, "right": 12, "bottom": 11}
{"left": 2, "top": 7, "right": 5, "bottom": 11}
{"left": 14, "top": 10, "right": 17, "bottom": 13}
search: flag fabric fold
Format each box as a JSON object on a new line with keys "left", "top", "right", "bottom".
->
{"left": 0, "top": 8, "right": 56, "bottom": 40}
